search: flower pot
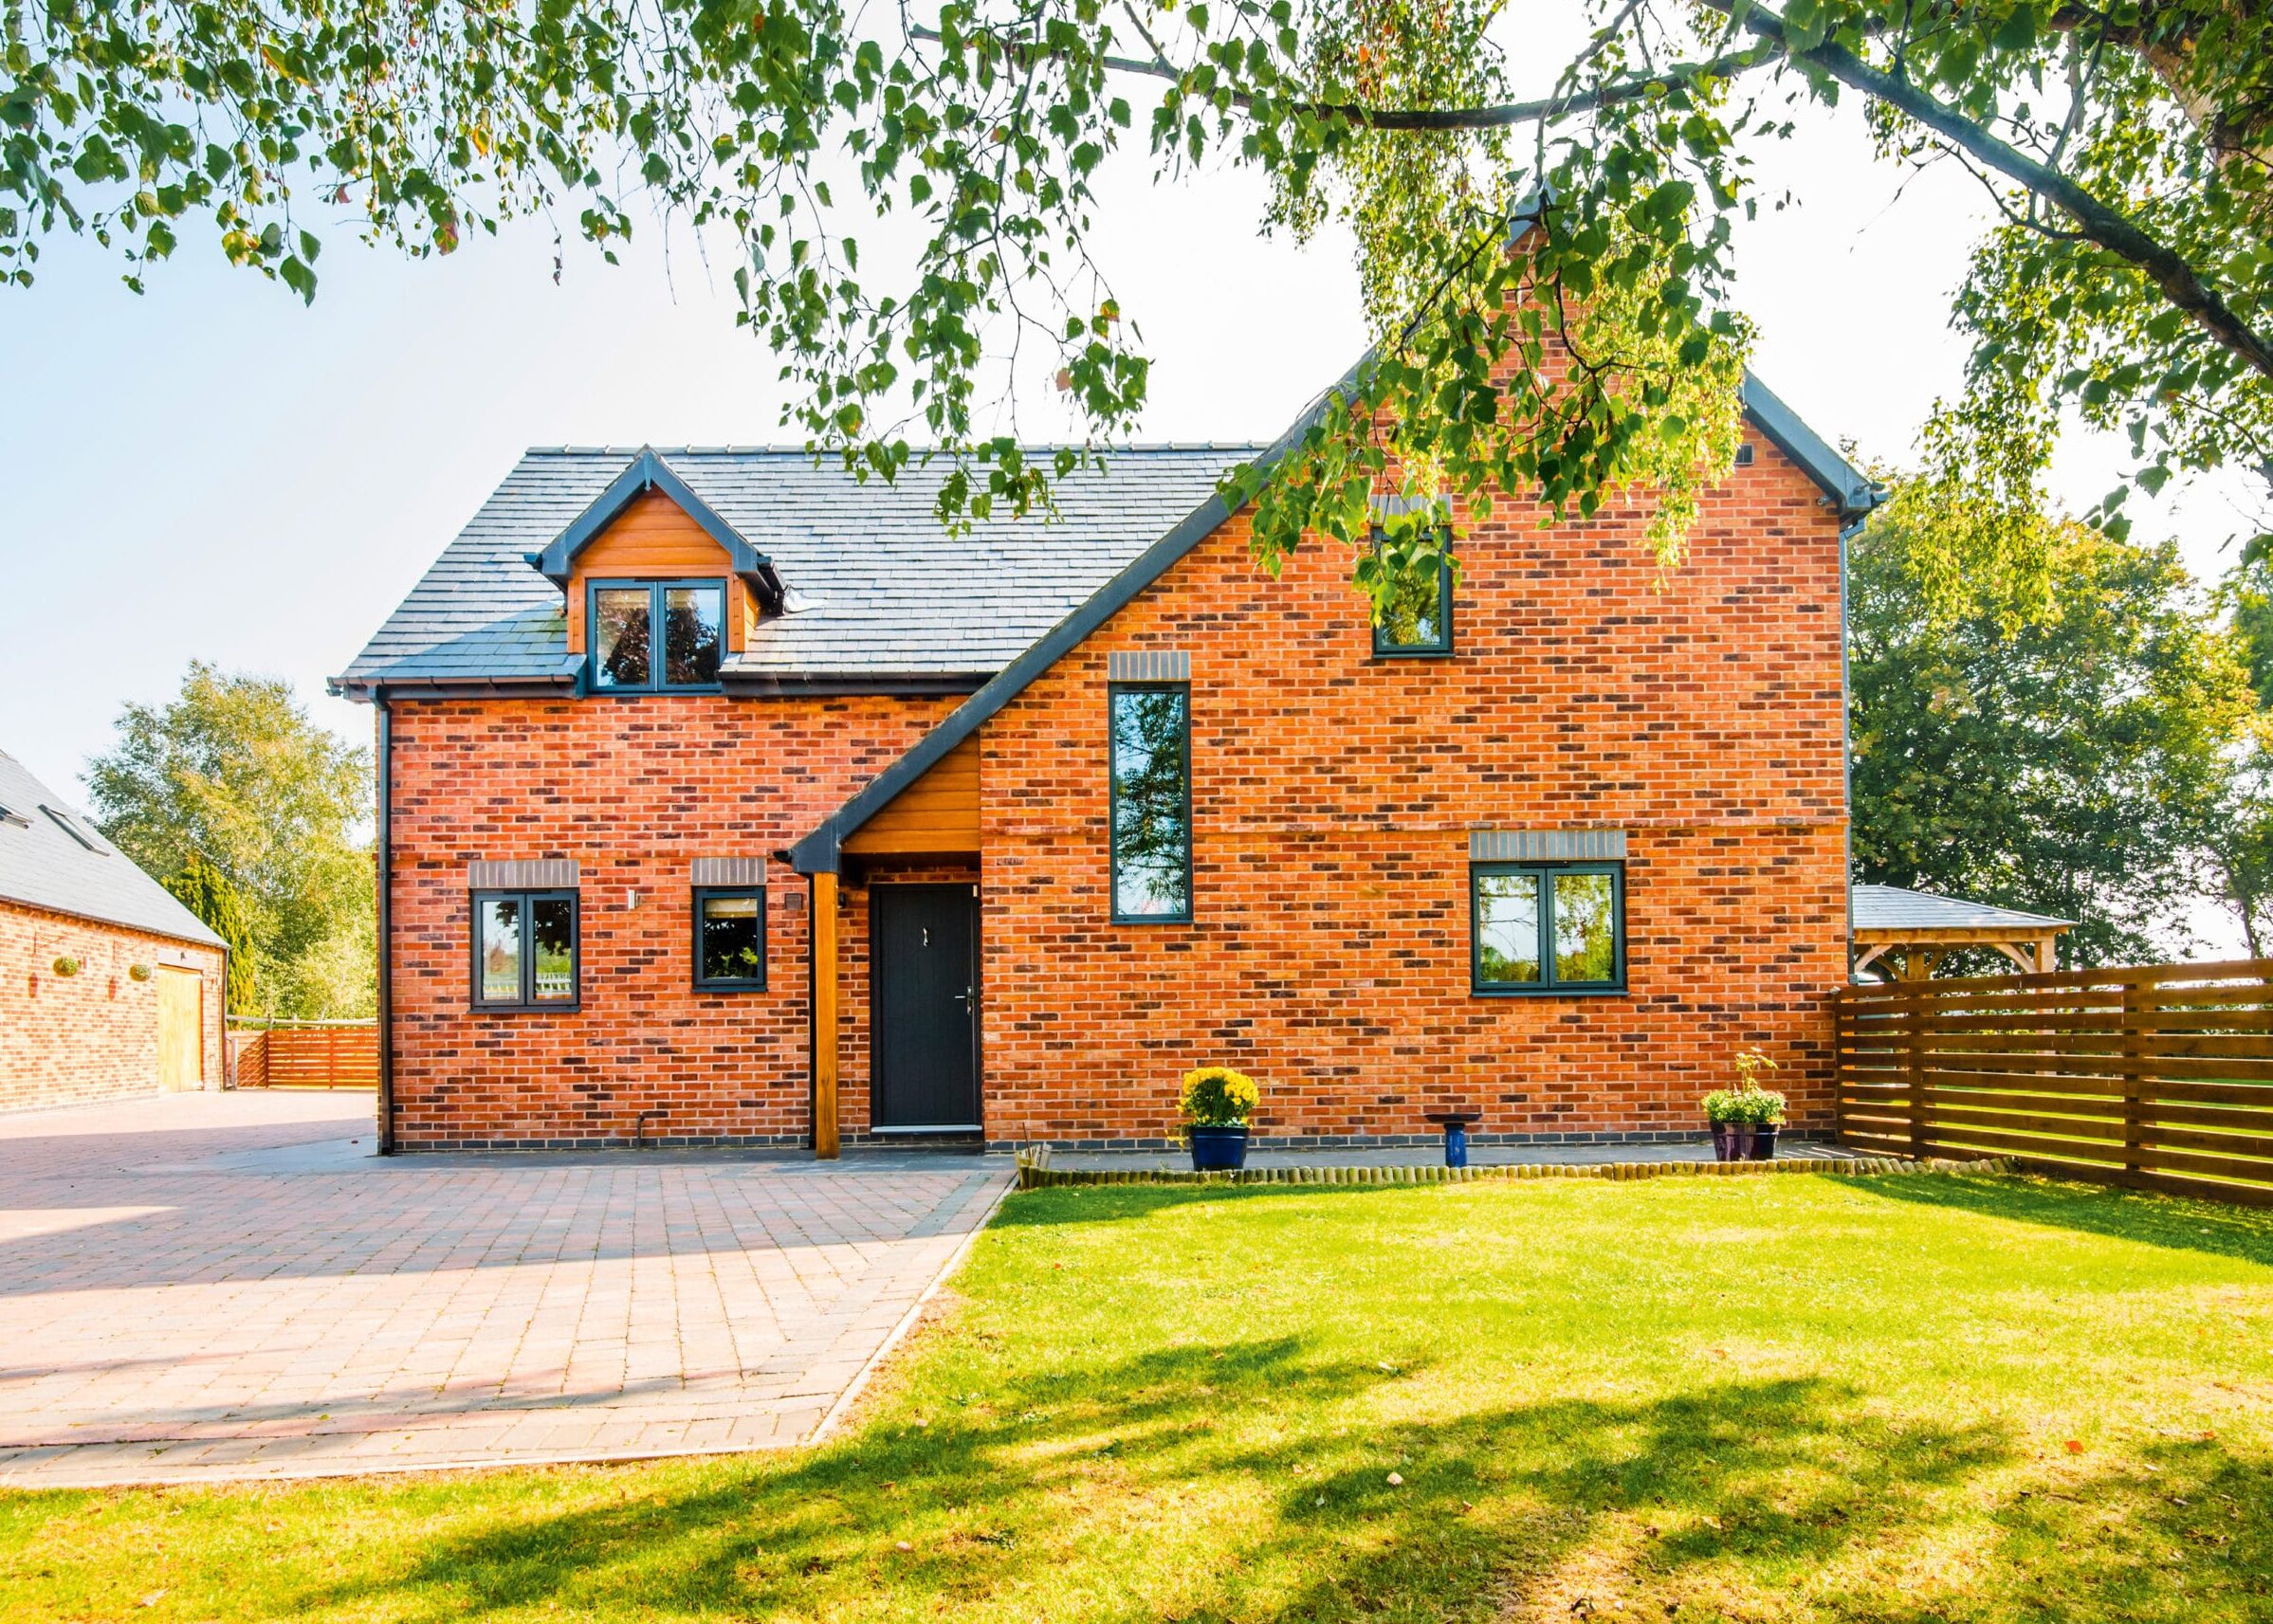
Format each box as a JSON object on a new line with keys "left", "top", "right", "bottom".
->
{"left": 1710, "top": 1122, "right": 1756, "bottom": 1162}
{"left": 1751, "top": 1124, "right": 1780, "bottom": 1161}
{"left": 1188, "top": 1125, "right": 1250, "bottom": 1171}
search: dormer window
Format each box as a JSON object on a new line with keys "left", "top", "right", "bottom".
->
{"left": 590, "top": 579, "right": 724, "bottom": 692}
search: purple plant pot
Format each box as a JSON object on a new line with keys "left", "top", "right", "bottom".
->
{"left": 1711, "top": 1122, "right": 1757, "bottom": 1162}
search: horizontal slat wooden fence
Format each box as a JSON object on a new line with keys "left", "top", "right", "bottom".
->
{"left": 1835, "top": 959, "right": 2273, "bottom": 1207}
{"left": 227, "top": 1021, "right": 378, "bottom": 1089}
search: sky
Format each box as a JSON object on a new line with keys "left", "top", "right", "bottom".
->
{"left": 0, "top": 44, "right": 2259, "bottom": 947}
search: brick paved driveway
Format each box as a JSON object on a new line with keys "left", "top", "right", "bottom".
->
{"left": 0, "top": 1092, "right": 1010, "bottom": 1487}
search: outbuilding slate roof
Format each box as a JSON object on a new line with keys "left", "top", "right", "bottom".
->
{"left": 1851, "top": 884, "right": 2073, "bottom": 935}
{"left": 335, "top": 447, "right": 1261, "bottom": 692}
{"left": 0, "top": 751, "right": 225, "bottom": 948}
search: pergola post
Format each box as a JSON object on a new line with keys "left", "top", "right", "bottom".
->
{"left": 813, "top": 870, "right": 841, "bottom": 1159}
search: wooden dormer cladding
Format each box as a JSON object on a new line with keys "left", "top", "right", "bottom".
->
{"left": 564, "top": 489, "right": 757, "bottom": 655}
{"left": 841, "top": 736, "right": 980, "bottom": 855}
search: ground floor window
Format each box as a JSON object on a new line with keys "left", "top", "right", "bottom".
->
{"left": 1471, "top": 863, "right": 1624, "bottom": 994}
{"left": 693, "top": 886, "right": 766, "bottom": 990}
{"left": 472, "top": 890, "right": 579, "bottom": 1009}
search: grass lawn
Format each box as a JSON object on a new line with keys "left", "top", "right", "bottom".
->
{"left": 5, "top": 1170, "right": 2272, "bottom": 1622}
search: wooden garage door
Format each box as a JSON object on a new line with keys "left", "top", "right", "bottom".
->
{"left": 156, "top": 966, "right": 203, "bottom": 1090}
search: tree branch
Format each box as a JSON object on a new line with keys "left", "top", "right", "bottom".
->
{"left": 907, "top": 24, "right": 1783, "bottom": 130}
{"left": 1712, "top": 0, "right": 2273, "bottom": 383}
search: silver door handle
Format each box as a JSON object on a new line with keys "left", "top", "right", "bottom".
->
{"left": 955, "top": 987, "right": 981, "bottom": 1012}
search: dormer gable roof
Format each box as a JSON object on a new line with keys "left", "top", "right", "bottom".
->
{"left": 530, "top": 447, "right": 781, "bottom": 598}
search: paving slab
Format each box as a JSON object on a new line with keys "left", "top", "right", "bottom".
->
{"left": 0, "top": 1091, "right": 1010, "bottom": 1487}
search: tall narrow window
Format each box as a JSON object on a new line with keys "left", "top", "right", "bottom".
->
{"left": 1472, "top": 864, "right": 1624, "bottom": 994}
{"left": 1372, "top": 532, "right": 1454, "bottom": 656}
{"left": 693, "top": 886, "right": 766, "bottom": 990}
{"left": 1109, "top": 684, "right": 1192, "bottom": 921}
{"left": 589, "top": 580, "right": 724, "bottom": 691}
{"left": 472, "top": 889, "right": 579, "bottom": 1008}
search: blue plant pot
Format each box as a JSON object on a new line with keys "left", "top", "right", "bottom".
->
{"left": 1189, "top": 1126, "right": 1250, "bottom": 1171}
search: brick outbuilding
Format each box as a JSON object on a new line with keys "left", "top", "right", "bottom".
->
{"left": 0, "top": 750, "right": 227, "bottom": 1112}
{"left": 338, "top": 352, "right": 1878, "bottom": 1153}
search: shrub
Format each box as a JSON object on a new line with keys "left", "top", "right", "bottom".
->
{"left": 128, "top": 962, "right": 153, "bottom": 982}
{"left": 1179, "top": 1066, "right": 1259, "bottom": 1128}
{"left": 1701, "top": 1047, "right": 1787, "bottom": 1125}
{"left": 1702, "top": 1086, "right": 1787, "bottom": 1125}
{"left": 50, "top": 956, "right": 80, "bottom": 977}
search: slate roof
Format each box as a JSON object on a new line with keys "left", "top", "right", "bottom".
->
{"left": 0, "top": 751, "right": 225, "bottom": 948}
{"left": 1851, "top": 884, "right": 2073, "bottom": 936}
{"left": 336, "top": 363, "right": 1879, "bottom": 704}
{"left": 335, "top": 447, "right": 1261, "bottom": 692}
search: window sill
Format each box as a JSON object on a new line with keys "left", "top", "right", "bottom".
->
{"left": 693, "top": 981, "right": 768, "bottom": 994}
{"left": 1369, "top": 647, "right": 1459, "bottom": 661}
{"left": 1112, "top": 914, "right": 1196, "bottom": 926}
{"left": 1470, "top": 984, "right": 1627, "bottom": 999}
{"left": 469, "top": 1002, "right": 582, "bottom": 1014}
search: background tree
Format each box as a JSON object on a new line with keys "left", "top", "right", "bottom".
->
{"left": 7, "top": 2, "right": 2266, "bottom": 611}
{"left": 162, "top": 851, "right": 260, "bottom": 1013}
{"left": 2210, "top": 556, "right": 2273, "bottom": 956}
{"left": 86, "top": 663, "right": 376, "bottom": 1017}
{"left": 1850, "top": 479, "right": 2255, "bottom": 966}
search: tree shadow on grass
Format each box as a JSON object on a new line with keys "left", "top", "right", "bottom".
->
{"left": 1846, "top": 1169, "right": 2273, "bottom": 1268}
{"left": 1832, "top": 1432, "right": 2273, "bottom": 1624}
{"left": 293, "top": 1338, "right": 2014, "bottom": 1624}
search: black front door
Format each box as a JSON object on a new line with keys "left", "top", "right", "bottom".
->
{"left": 871, "top": 885, "right": 980, "bottom": 1130}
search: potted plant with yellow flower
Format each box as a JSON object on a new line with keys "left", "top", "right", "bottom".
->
{"left": 1179, "top": 1066, "right": 1259, "bottom": 1171}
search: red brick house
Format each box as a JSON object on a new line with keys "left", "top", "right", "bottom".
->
{"left": 337, "top": 359, "right": 1877, "bottom": 1153}
{"left": 0, "top": 750, "right": 228, "bottom": 1112}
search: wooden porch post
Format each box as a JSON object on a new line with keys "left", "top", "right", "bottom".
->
{"left": 814, "top": 870, "right": 841, "bottom": 1159}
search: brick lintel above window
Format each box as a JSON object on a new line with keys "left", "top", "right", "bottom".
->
{"left": 467, "top": 859, "right": 579, "bottom": 889}
{"left": 1108, "top": 649, "right": 1190, "bottom": 684}
{"left": 1468, "top": 830, "right": 1626, "bottom": 863}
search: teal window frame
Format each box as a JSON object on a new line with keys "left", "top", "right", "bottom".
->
{"left": 470, "top": 887, "right": 581, "bottom": 1012}
{"left": 587, "top": 577, "right": 726, "bottom": 694}
{"left": 1108, "top": 681, "right": 1194, "bottom": 924}
{"left": 1470, "top": 862, "right": 1626, "bottom": 996}
{"left": 692, "top": 885, "right": 767, "bottom": 992}
{"left": 1370, "top": 529, "right": 1455, "bottom": 658}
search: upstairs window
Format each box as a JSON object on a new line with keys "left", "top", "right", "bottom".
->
{"left": 1109, "top": 684, "right": 1192, "bottom": 922}
{"left": 1472, "top": 863, "right": 1624, "bottom": 995}
{"left": 473, "top": 889, "right": 579, "bottom": 1010}
{"left": 1371, "top": 532, "right": 1454, "bottom": 656}
{"left": 591, "top": 579, "right": 724, "bottom": 691}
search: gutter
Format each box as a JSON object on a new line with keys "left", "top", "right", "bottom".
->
{"left": 374, "top": 689, "right": 396, "bottom": 1154}
{"left": 329, "top": 673, "right": 577, "bottom": 704}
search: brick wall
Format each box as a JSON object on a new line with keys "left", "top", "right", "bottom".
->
{"left": 976, "top": 422, "right": 1850, "bottom": 1145}
{"left": 384, "top": 692, "right": 959, "bottom": 1148}
{"left": 0, "top": 901, "right": 226, "bottom": 1111}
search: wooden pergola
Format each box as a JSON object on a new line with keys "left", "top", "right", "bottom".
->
{"left": 1851, "top": 884, "right": 2073, "bottom": 981}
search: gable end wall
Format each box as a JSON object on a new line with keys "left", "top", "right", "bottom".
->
{"left": 974, "top": 421, "right": 1850, "bottom": 1144}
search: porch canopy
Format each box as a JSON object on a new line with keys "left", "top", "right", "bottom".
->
{"left": 1851, "top": 884, "right": 2073, "bottom": 981}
